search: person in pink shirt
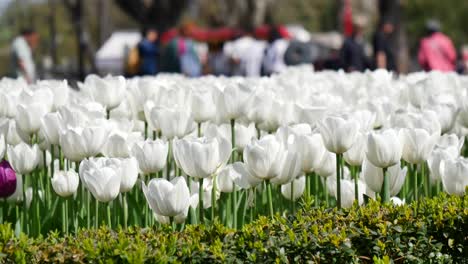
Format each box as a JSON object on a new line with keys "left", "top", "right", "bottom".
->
{"left": 418, "top": 19, "right": 456, "bottom": 72}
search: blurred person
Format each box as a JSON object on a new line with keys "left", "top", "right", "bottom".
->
{"left": 418, "top": 19, "right": 456, "bottom": 72}
{"left": 161, "top": 23, "right": 201, "bottom": 77}
{"left": 223, "top": 31, "right": 266, "bottom": 77}
{"left": 205, "top": 41, "right": 231, "bottom": 76}
{"left": 373, "top": 21, "right": 396, "bottom": 71}
{"left": 10, "top": 28, "right": 39, "bottom": 83}
{"left": 462, "top": 46, "right": 468, "bottom": 74}
{"left": 262, "top": 26, "right": 289, "bottom": 75}
{"left": 138, "top": 27, "right": 159, "bottom": 76}
{"left": 340, "top": 16, "right": 370, "bottom": 72}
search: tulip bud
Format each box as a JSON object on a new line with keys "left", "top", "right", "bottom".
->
{"left": 142, "top": 177, "right": 190, "bottom": 218}
{"left": 51, "top": 169, "right": 79, "bottom": 197}
{"left": 0, "top": 160, "right": 17, "bottom": 198}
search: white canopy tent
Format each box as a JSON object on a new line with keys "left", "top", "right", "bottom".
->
{"left": 95, "top": 31, "right": 141, "bottom": 75}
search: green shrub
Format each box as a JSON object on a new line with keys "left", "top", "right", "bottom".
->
{"left": 1, "top": 193, "right": 467, "bottom": 263}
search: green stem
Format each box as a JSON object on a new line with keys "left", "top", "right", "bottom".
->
{"left": 199, "top": 178, "right": 204, "bottom": 224}
{"left": 211, "top": 175, "right": 217, "bottom": 222}
{"left": 352, "top": 166, "right": 359, "bottom": 202}
{"left": 323, "top": 176, "right": 329, "bottom": 207}
{"left": 230, "top": 119, "right": 236, "bottom": 163}
{"left": 188, "top": 177, "right": 197, "bottom": 225}
{"left": 166, "top": 141, "right": 172, "bottom": 180}
{"left": 197, "top": 122, "right": 202, "bottom": 137}
{"left": 314, "top": 173, "right": 319, "bottom": 207}
{"left": 123, "top": 193, "right": 128, "bottom": 229}
{"left": 86, "top": 188, "right": 90, "bottom": 229}
{"left": 226, "top": 192, "right": 232, "bottom": 228}
{"left": 255, "top": 123, "right": 261, "bottom": 139}
{"left": 233, "top": 186, "right": 238, "bottom": 229}
{"left": 336, "top": 154, "right": 342, "bottom": 209}
{"left": 144, "top": 121, "right": 148, "bottom": 139}
{"left": 62, "top": 199, "right": 66, "bottom": 234}
{"left": 381, "top": 167, "right": 390, "bottom": 203}
{"left": 413, "top": 164, "right": 418, "bottom": 202}
{"left": 423, "top": 162, "right": 429, "bottom": 198}
{"left": 107, "top": 203, "right": 112, "bottom": 229}
{"left": 290, "top": 179, "right": 295, "bottom": 213}
{"left": 95, "top": 199, "right": 99, "bottom": 229}
{"left": 266, "top": 180, "right": 274, "bottom": 218}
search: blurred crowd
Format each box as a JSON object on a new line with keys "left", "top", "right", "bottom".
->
{"left": 125, "top": 23, "right": 306, "bottom": 78}
{"left": 8, "top": 19, "right": 468, "bottom": 84}
{"left": 126, "top": 18, "right": 467, "bottom": 79}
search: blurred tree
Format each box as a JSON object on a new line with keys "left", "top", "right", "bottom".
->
{"left": 403, "top": 0, "right": 468, "bottom": 52}
{"left": 114, "top": 0, "right": 189, "bottom": 31}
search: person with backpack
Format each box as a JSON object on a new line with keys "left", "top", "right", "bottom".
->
{"left": 418, "top": 19, "right": 456, "bottom": 72}
{"left": 161, "top": 23, "right": 201, "bottom": 77}
{"left": 137, "top": 27, "right": 160, "bottom": 76}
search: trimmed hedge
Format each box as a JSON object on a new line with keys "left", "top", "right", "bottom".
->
{"left": 1, "top": 194, "right": 467, "bottom": 263}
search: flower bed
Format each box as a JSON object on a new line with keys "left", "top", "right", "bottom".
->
{"left": 1, "top": 194, "right": 466, "bottom": 263}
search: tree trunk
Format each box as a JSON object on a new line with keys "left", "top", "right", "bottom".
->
{"left": 48, "top": 0, "right": 58, "bottom": 66}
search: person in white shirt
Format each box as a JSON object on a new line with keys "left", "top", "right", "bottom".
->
{"left": 262, "top": 27, "right": 289, "bottom": 75}
{"left": 11, "top": 28, "right": 39, "bottom": 83}
{"left": 224, "top": 35, "right": 266, "bottom": 77}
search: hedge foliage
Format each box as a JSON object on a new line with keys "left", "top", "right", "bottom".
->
{"left": 1, "top": 194, "right": 467, "bottom": 263}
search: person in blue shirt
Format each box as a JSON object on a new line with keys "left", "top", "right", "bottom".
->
{"left": 138, "top": 27, "right": 159, "bottom": 75}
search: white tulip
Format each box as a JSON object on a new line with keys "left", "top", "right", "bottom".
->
{"left": 428, "top": 146, "right": 459, "bottom": 183}
{"left": 296, "top": 133, "right": 327, "bottom": 173}
{"left": 191, "top": 89, "right": 216, "bottom": 123}
{"left": 215, "top": 83, "right": 251, "bottom": 121}
{"left": 216, "top": 164, "right": 240, "bottom": 193}
{"left": 40, "top": 112, "right": 64, "bottom": 146}
{"left": 242, "top": 135, "right": 284, "bottom": 180}
{"left": 361, "top": 158, "right": 406, "bottom": 195}
{"left": 142, "top": 177, "right": 190, "bottom": 217}
{"left": 0, "top": 93, "right": 18, "bottom": 118}
{"left": 366, "top": 129, "right": 402, "bottom": 168}
{"left": 7, "top": 143, "right": 39, "bottom": 174}
{"left": 352, "top": 110, "right": 376, "bottom": 132}
{"left": 390, "top": 197, "right": 405, "bottom": 206}
{"left": 0, "top": 134, "right": 5, "bottom": 160}
{"left": 149, "top": 106, "right": 195, "bottom": 139}
{"left": 131, "top": 139, "right": 168, "bottom": 175}
{"left": 51, "top": 169, "right": 79, "bottom": 197}
{"left": 281, "top": 175, "right": 306, "bottom": 201}
{"left": 318, "top": 115, "right": 359, "bottom": 154}
{"left": 59, "top": 127, "right": 88, "bottom": 162}
{"left": 118, "top": 157, "right": 139, "bottom": 193}
{"left": 36, "top": 80, "right": 69, "bottom": 111}
{"left": 60, "top": 125, "right": 108, "bottom": 161}
{"left": 173, "top": 136, "right": 231, "bottom": 179}
{"left": 102, "top": 131, "right": 142, "bottom": 158}
{"left": 80, "top": 75, "right": 126, "bottom": 110}
{"left": 189, "top": 177, "right": 220, "bottom": 209}
{"left": 436, "top": 133, "right": 464, "bottom": 154}
{"left": 314, "top": 151, "right": 336, "bottom": 178}
{"left": 400, "top": 128, "right": 439, "bottom": 164}
{"left": 440, "top": 158, "right": 468, "bottom": 195}
{"left": 344, "top": 132, "right": 367, "bottom": 166}
{"left": 230, "top": 162, "right": 263, "bottom": 189}
{"left": 326, "top": 177, "right": 364, "bottom": 208}
{"left": 79, "top": 157, "right": 122, "bottom": 202}
{"left": 15, "top": 103, "right": 49, "bottom": 135}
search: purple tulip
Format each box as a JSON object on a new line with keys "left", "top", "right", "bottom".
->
{"left": 0, "top": 160, "right": 17, "bottom": 198}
